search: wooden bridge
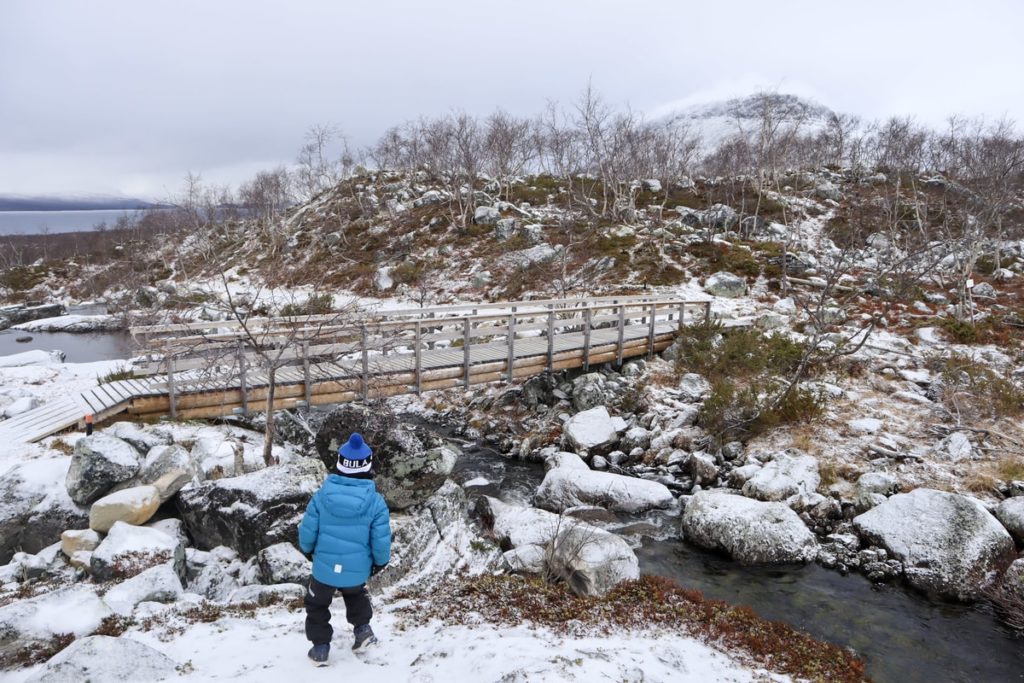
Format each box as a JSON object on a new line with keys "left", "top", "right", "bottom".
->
{"left": 0, "top": 295, "right": 714, "bottom": 443}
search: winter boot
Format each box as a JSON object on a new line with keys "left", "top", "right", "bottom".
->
{"left": 352, "top": 624, "right": 378, "bottom": 651}
{"left": 307, "top": 643, "right": 330, "bottom": 666}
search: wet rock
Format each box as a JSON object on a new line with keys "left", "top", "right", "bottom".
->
{"left": 257, "top": 542, "right": 311, "bottom": 585}
{"left": 24, "top": 635, "right": 178, "bottom": 683}
{"left": 177, "top": 458, "right": 325, "bottom": 558}
{"left": 853, "top": 489, "right": 1015, "bottom": 600}
{"left": 65, "top": 435, "right": 140, "bottom": 505}
{"left": 681, "top": 490, "right": 818, "bottom": 564}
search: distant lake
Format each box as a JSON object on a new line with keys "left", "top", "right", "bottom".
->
{"left": 0, "top": 209, "right": 147, "bottom": 236}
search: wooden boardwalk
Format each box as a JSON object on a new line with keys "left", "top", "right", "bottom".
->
{"left": 0, "top": 296, "right": 715, "bottom": 443}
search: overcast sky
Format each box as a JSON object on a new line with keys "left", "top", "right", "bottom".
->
{"left": 1, "top": 0, "right": 1022, "bottom": 199}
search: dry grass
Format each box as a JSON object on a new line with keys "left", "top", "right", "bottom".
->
{"left": 395, "top": 573, "right": 869, "bottom": 683}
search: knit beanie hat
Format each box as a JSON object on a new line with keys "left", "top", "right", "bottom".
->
{"left": 337, "top": 433, "right": 373, "bottom": 475}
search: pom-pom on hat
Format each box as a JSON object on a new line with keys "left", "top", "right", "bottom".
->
{"left": 337, "top": 433, "right": 373, "bottom": 474}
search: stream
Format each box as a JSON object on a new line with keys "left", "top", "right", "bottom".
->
{"left": 450, "top": 437, "right": 1024, "bottom": 683}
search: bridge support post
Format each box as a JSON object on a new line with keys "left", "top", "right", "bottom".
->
{"left": 415, "top": 321, "right": 422, "bottom": 395}
{"left": 704, "top": 300, "right": 713, "bottom": 325}
{"left": 166, "top": 345, "right": 177, "bottom": 419}
{"left": 506, "top": 312, "right": 516, "bottom": 384}
{"left": 361, "top": 325, "right": 369, "bottom": 401}
{"left": 546, "top": 309, "right": 554, "bottom": 373}
{"left": 678, "top": 302, "right": 686, "bottom": 331}
{"left": 647, "top": 303, "right": 657, "bottom": 357}
{"left": 463, "top": 318, "right": 471, "bottom": 389}
{"left": 583, "top": 308, "right": 592, "bottom": 371}
{"left": 616, "top": 305, "right": 625, "bottom": 366}
{"left": 302, "top": 341, "right": 312, "bottom": 407}
{"left": 237, "top": 344, "right": 248, "bottom": 415}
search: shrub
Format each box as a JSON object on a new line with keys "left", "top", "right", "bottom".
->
{"left": 0, "top": 265, "right": 48, "bottom": 292}
{"left": 279, "top": 293, "right": 334, "bottom": 317}
{"left": 929, "top": 353, "right": 1024, "bottom": 419}
{"left": 687, "top": 242, "right": 760, "bottom": 277}
{"left": 99, "top": 366, "right": 136, "bottom": 385}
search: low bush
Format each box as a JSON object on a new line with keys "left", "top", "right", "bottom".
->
{"left": 279, "top": 293, "right": 334, "bottom": 317}
{"left": 928, "top": 353, "right": 1024, "bottom": 419}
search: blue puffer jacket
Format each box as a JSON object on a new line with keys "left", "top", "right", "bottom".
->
{"left": 298, "top": 474, "right": 391, "bottom": 588}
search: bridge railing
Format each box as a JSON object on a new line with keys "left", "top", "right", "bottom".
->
{"left": 129, "top": 297, "right": 713, "bottom": 417}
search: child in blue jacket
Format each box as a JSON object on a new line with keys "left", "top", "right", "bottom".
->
{"left": 298, "top": 433, "right": 391, "bottom": 666}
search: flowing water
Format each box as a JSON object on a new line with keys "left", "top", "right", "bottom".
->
{"left": 449, "top": 438, "right": 1023, "bottom": 683}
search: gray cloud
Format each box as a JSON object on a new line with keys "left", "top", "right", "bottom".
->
{"left": 1, "top": 0, "right": 1021, "bottom": 197}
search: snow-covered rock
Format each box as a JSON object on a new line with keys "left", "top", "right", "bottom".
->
{"left": 687, "top": 452, "right": 719, "bottom": 486}
{"left": 993, "top": 497, "right": 1024, "bottom": 544}
{"left": 562, "top": 406, "right": 618, "bottom": 453}
{"left": 89, "top": 485, "right": 161, "bottom": 533}
{"left": 24, "top": 635, "right": 178, "bottom": 683}
{"left": 543, "top": 451, "right": 588, "bottom": 471}
{"left": 972, "top": 282, "right": 997, "bottom": 299}
{"left": 90, "top": 521, "right": 186, "bottom": 582}
{"left": 190, "top": 433, "right": 248, "bottom": 479}
{"left": 12, "top": 314, "right": 121, "bottom": 332}
{"left": 3, "top": 396, "right": 37, "bottom": 417}
{"left": 1, "top": 458, "right": 87, "bottom": 562}
{"left": 853, "top": 489, "right": 1015, "bottom": 600}
{"left": 139, "top": 443, "right": 196, "bottom": 486}
{"left": 227, "top": 583, "right": 305, "bottom": 606}
{"left": 65, "top": 434, "right": 140, "bottom": 505}
{"left": 681, "top": 490, "right": 818, "bottom": 564}
{"left": 619, "top": 427, "right": 650, "bottom": 452}
{"left": 0, "top": 586, "right": 112, "bottom": 660}
{"left": 535, "top": 467, "right": 674, "bottom": 514}
{"left": 678, "top": 373, "right": 711, "bottom": 402}
{"left": 106, "top": 422, "right": 172, "bottom": 454}
{"left": 855, "top": 472, "right": 899, "bottom": 512}
{"left": 0, "top": 349, "right": 64, "bottom": 367}
{"left": 477, "top": 497, "right": 638, "bottom": 596}
{"left": 572, "top": 373, "right": 615, "bottom": 412}
{"left": 102, "top": 563, "right": 183, "bottom": 615}
{"left": 848, "top": 418, "right": 883, "bottom": 434}
{"left": 61, "top": 528, "right": 101, "bottom": 558}
{"left": 703, "top": 271, "right": 747, "bottom": 298}
{"left": 190, "top": 561, "right": 239, "bottom": 602}
{"left": 257, "top": 542, "right": 311, "bottom": 585}
{"left": 177, "top": 458, "right": 325, "bottom": 558}
{"left": 741, "top": 452, "right": 820, "bottom": 502}
{"left": 473, "top": 206, "right": 501, "bottom": 225}
{"left": 935, "top": 431, "right": 974, "bottom": 461}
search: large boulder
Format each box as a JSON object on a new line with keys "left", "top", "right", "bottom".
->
{"left": 177, "top": 458, "right": 326, "bottom": 558}
{"left": 742, "top": 451, "right": 821, "bottom": 502}
{"left": 102, "top": 564, "right": 183, "bottom": 615}
{"left": 257, "top": 542, "right": 311, "bottom": 584}
{"left": 1, "top": 459, "right": 85, "bottom": 563}
{"left": 24, "top": 635, "right": 178, "bottom": 683}
{"left": 89, "top": 485, "right": 161, "bottom": 533}
{"left": 476, "top": 497, "right": 638, "bottom": 596}
{"left": 313, "top": 404, "right": 457, "bottom": 510}
{"left": 853, "top": 489, "right": 1016, "bottom": 600}
{"left": 681, "top": 490, "right": 818, "bottom": 564}
{"left": 0, "top": 586, "right": 112, "bottom": 661}
{"left": 535, "top": 467, "right": 674, "bottom": 514}
{"left": 561, "top": 406, "right": 618, "bottom": 453}
{"left": 571, "top": 373, "right": 616, "bottom": 412}
{"left": 703, "top": 271, "right": 747, "bottom": 298}
{"left": 90, "top": 521, "right": 186, "bottom": 582}
{"left": 994, "top": 497, "right": 1024, "bottom": 544}
{"left": 65, "top": 434, "right": 140, "bottom": 505}
{"left": 139, "top": 444, "right": 196, "bottom": 485}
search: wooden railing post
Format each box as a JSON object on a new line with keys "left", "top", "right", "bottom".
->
{"left": 237, "top": 343, "right": 248, "bottom": 415}
{"left": 678, "top": 302, "right": 686, "bottom": 331}
{"left": 506, "top": 312, "right": 516, "bottom": 383}
{"left": 704, "top": 300, "right": 713, "bottom": 325}
{"left": 616, "top": 305, "right": 625, "bottom": 366}
{"left": 647, "top": 303, "right": 657, "bottom": 357}
{"left": 166, "top": 343, "right": 177, "bottom": 419}
{"left": 546, "top": 308, "right": 555, "bottom": 372}
{"left": 302, "top": 340, "right": 312, "bottom": 407}
{"left": 414, "top": 320, "right": 422, "bottom": 395}
{"left": 583, "top": 307, "right": 592, "bottom": 372}
{"left": 463, "top": 318, "right": 471, "bottom": 389}
{"left": 361, "top": 325, "right": 369, "bottom": 401}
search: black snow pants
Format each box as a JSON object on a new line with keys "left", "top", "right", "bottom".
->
{"left": 304, "top": 576, "right": 373, "bottom": 645}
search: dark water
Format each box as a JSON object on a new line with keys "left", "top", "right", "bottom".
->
{"left": 0, "top": 209, "right": 144, "bottom": 235}
{"left": 0, "top": 329, "right": 135, "bottom": 363}
{"left": 637, "top": 540, "right": 1023, "bottom": 683}
{"left": 448, "top": 439, "right": 1023, "bottom": 683}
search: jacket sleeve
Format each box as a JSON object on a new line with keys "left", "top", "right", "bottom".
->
{"left": 369, "top": 494, "right": 392, "bottom": 566}
{"left": 298, "top": 494, "right": 320, "bottom": 555}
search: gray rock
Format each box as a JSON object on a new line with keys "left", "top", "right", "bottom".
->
{"left": 495, "top": 217, "right": 517, "bottom": 241}
{"left": 313, "top": 404, "right": 456, "bottom": 510}
{"left": 65, "top": 434, "right": 140, "bottom": 505}
{"left": 102, "top": 564, "right": 183, "bottom": 615}
{"left": 177, "top": 458, "right": 326, "bottom": 558}
{"left": 139, "top": 444, "right": 195, "bottom": 485}
{"left": 257, "top": 542, "right": 311, "bottom": 584}
{"left": 972, "top": 282, "right": 997, "bottom": 299}
{"left": 473, "top": 206, "right": 500, "bottom": 225}
{"left": 993, "top": 497, "right": 1024, "bottom": 544}
{"left": 853, "top": 489, "right": 1015, "bottom": 600}
{"left": 106, "top": 422, "right": 173, "bottom": 454}
{"left": 855, "top": 472, "right": 899, "bottom": 512}
{"left": 703, "top": 271, "right": 747, "bottom": 298}
{"left": 24, "top": 635, "right": 178, "bottom": 683}
{"left": 681, "top": 490, "right": 818, "bottom": 564}
{"left": 190, "top": 561, "right": 239, "bottom": 602}
{"left": 742, "top": 452, "right": 820, "bottom": 502}
{"left": 701, "top": 204, "right": 738, "bottom": 230}
{"left": 571, "top": 373, "right": 615, "bottom": 412}
{"left": 620, "top": 427, "right": 650, "bottom": 452}
{"left": 687, "top": 452, "right": 718, "bottom": 486}
{"left": 678, "top": 373, "right": 711, "bottom": 402}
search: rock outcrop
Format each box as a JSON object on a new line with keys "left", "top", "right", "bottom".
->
{"left": 65, "top": 434, "right": 140, "bottom": 505}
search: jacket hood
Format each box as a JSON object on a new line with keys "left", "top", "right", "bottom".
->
{"left": 321, "top": 474, "right": 379, "bottom": 516}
